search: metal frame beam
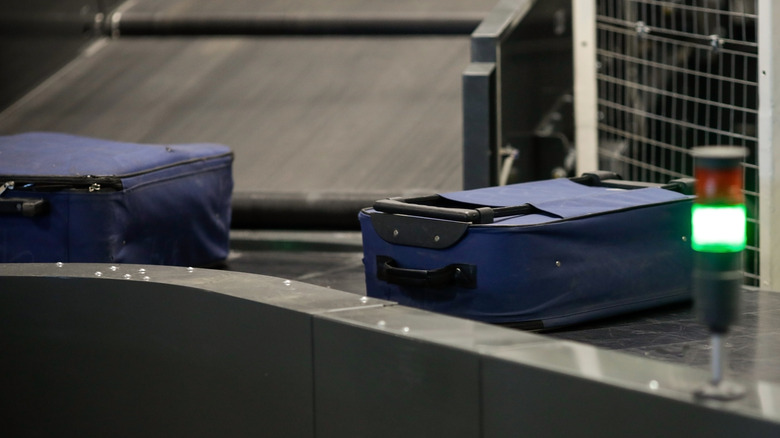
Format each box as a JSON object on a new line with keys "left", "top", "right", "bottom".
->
{"left": 758, "top": 0, "right": 780, "bottom": 289}
{"left": 572, "top": 0, "right": 599, "bottom": 175}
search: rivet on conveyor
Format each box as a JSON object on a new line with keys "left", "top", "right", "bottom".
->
{"left": 94, "top": 271, "right": 103, "bottom": 277}
{"left": 110, "top": 265, "right": 118, "bottom": 271}
{"left": 360, "top": 296, "right": 369, "bottom": 304}
{"left": 434, "top": 235, "right": 440, "bottom": 242}
{"left": 555, "top": 260, "right": 562, "bottom": 267}
{"left": 393, "top": 229, "right": 399, "bottom": 237}
{"left": 648, "top": 380, "right": 659, "bottom": 391}
{"left": 402, "top": 327, "right": 410, "bottom": 333}
{"left": 187, "top": 267, "right": 195, "bottom": 273}
{"left": 56, "top": 262, "right": 63, "bottom": 268}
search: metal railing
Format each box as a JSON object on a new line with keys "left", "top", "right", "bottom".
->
{"left": 586, "top": 0, "right": 761, "bottom": 285}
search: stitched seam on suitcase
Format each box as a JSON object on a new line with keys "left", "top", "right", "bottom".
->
{"left": 122, "top": 161, "right": 232, "bottom": 192}
{"left": 114, "top": 152, "right": 234, "bottom": 179}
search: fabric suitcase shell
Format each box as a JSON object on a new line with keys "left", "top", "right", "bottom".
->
{"left": 0, "top": 132, "right": 233, "bottom": 266}
{"left": 359, "top": 177, "right": 694, "bottom": 329}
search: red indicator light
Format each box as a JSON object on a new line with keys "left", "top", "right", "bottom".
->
{"left": 694, "top": 167, "right": 744, "bottom": 205}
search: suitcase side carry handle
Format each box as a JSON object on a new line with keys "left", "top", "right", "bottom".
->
{"left": 376, "top": 256, "right": 477, "bottom": 289}
{"left": 0, "top": 198, "right": 48, "bottom": 217}
{"left": 0, "top": 182, "right": 48, "bottom": 217}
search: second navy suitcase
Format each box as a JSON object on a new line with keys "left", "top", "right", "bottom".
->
{"left": 360, "top": 172, "right": 695, "bottom": 329}
{"left": 0, "top": 132, "right": 233, "bottom": 267}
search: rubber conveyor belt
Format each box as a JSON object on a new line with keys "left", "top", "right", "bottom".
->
{"left": 228, "top": 231, "right": 780, "bottom": 386}
{"left": 0, "top": 36, "right": 467, "bottom": 194}
{"left": 0, "top": 0, "right": 499, "bottom": 227}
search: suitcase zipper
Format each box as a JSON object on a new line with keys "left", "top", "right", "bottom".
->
{"left": 0, "top": 181, "right": 12, "bottom": 196}
{"left": 0, "top": 151, "right": 232, "bottom": 194}
{"left": 0, "top": 176, "right": 124, "bottom": 193}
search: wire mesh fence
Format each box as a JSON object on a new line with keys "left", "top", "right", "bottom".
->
{"left": 596, "top": 0, "right": 759, "bottom": 285}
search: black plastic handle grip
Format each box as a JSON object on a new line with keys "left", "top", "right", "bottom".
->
{"left": 373, "top": 198, "right": 497, "bottom": 223}
{"left": 570, "top": 171, "right": 622, "bottom": 186}
{"left": 0, "top": 198, "right": 48, "bottom": 217}
{"left": 376, "top": 256, "right": 476, "bottom": 289}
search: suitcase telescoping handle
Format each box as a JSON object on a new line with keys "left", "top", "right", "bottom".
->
{"left": 376, "top": 256, "right": 477, "bottom": 289}
{"left": 373, "top": 172, "right": 694, "bottom": 224}
{"left": 374, "top": 195, "right": 533, "bottom": 224}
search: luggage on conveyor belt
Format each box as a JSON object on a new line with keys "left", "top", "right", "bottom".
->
{"left": 360, "top": 172, "right": 696, "bottom": 329}
{"left": 0, "top": 132, "right": 233, "bottom": 266}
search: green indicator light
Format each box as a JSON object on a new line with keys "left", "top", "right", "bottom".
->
{"left": 691, "top": 204, "right": 746, "bottom": 252}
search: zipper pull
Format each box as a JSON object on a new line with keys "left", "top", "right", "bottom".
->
{"left": 0, "top": 181, "right": 13, "bottom": 197}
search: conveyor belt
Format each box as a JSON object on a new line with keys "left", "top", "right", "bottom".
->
{"left": 0, "top": 0, "right": 499, "bottom": 228}
{"left": 549, "top": 289, "right": 780, "bottom": 384}
{"left": 0, "top": 36, "right": 467, "bottom": 196}
{"left": 227, "top": 230, "right": 780, "bottom": 385}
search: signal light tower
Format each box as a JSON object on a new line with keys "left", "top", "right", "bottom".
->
{"left": 691, "top": 146, "right": 748, "bottom": 400}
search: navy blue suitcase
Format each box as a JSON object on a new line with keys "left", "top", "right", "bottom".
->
{"left": 359, "top": 173, "right": 695, "bottom": 329}
{"left": 0, "top": 132, "right": 233, "bottom": 266}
